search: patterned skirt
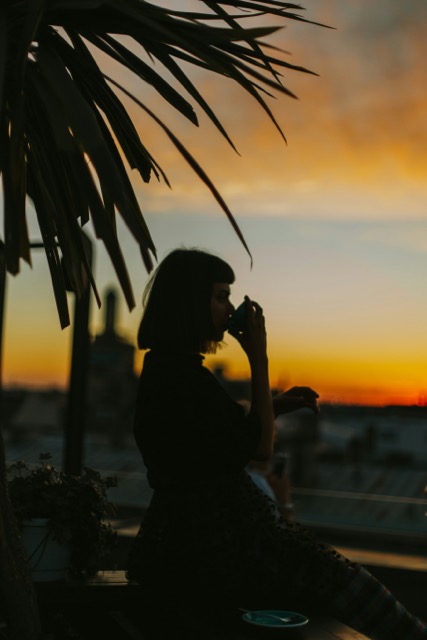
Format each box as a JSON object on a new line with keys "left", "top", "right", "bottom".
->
{"left": 126, "top": 470, "right": 427, "bottom": 640}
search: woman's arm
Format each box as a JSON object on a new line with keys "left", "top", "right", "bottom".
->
{"left": 249, "top": 348, "right": 275, "bottom": 460}
{"left": 229, "top": 296, "right": 275, "bottom": 460}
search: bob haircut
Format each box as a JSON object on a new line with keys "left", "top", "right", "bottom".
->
{"left": 137, "top": 248, "right": 235, "bottom": 353}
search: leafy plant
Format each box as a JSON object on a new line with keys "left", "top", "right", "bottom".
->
{"left": 7, "top": 453, "right": 118, "bottom": 577}
{"left": 0, "top": 1, "right": 322, "bottom": 327}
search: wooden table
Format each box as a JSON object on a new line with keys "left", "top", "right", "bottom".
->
{"left": 35, "top": 571, "right": 370, "bottom": 640}
{"left": 283, "top": 617, "right": 369, "bottom": 640}
{"left": 166, "top": 613, "right": 370, "bottom": 640}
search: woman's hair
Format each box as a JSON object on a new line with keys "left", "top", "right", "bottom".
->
{"left": 137, "top": 247, "right": 235, "bottom": 353}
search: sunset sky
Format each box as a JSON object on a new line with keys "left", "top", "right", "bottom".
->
{"left": 2, "top": 0, "right": 427, "bottom": 406}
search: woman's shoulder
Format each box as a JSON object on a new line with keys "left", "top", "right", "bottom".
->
{"left": 143, "top": 349, "right": 204, "bottom": 369}
{"left": 142, "top": 350, "right": 218, "bottom": 383}
{"left": 138, "top": 349, "right": 213, "bottom": 394}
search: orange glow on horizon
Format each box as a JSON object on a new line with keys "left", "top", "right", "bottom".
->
{"left": 4, "top": 349, "right": 424, "bottom": 409}
{"left": 3, "top": 344, "right": 70, "bottom": 390}
{"left": 203, "top": 354, "right": 426, "bottom": 408}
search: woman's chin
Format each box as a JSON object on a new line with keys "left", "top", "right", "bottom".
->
{"left": 218, "top": 328, "right": 228, "bottom": 341}
{"left": 206, "top": 327, "right": 228, "bottom": 347}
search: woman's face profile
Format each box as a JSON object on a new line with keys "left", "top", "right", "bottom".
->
{"left": 210, "top": 282, "right": 234, "bottom": 341}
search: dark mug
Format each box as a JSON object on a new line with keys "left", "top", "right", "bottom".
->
{"left": 228, "top": 300, "right": 246, "bottom": 332}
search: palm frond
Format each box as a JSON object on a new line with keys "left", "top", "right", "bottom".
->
{"left": 1, "top": 0, "right": 322, "bottom": 327}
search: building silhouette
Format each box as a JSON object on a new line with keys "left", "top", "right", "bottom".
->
{"left": 87, "top": 288, "right": 138, "bottom": 446}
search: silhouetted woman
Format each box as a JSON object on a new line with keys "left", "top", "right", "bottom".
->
{"left": 126, "top": 247, "right": 427, "bottom": 640}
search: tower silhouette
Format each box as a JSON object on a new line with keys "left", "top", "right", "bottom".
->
{"left": 87, "top": 288, "right": 138, "bottom": 445}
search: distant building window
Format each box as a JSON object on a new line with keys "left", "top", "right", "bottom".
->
{"left": 379, "top": 430, "right": 397, "bottom": 442}
{"left": 91, "top": 352, "right": 119, "bottom": 364}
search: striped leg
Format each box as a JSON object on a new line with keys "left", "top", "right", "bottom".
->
{"left": 331, "top": 566, "right": 427, "bottom": 640}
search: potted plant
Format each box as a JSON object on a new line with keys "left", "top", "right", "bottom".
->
{"left": 7, "top": 453, "right": 118, "bottom": 580}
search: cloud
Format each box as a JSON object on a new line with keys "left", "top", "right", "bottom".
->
{"left": 112, "top": 0, "right": 427, "bottom": 223}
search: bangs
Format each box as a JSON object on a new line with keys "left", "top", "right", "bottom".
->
{"left": 212, "top": 259, "right": 235, "bottom": 285}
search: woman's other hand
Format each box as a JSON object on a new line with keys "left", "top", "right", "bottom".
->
{"left": 273, "top": 386, "right": 319, "bottom": 417}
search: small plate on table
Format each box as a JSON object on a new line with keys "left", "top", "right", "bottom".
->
{"left": 241, "top": 609, "right": 309, "bottom": 629}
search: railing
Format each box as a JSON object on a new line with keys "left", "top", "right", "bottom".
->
{"left": 291, "top": 485, "right": 427, "bottom": 557}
